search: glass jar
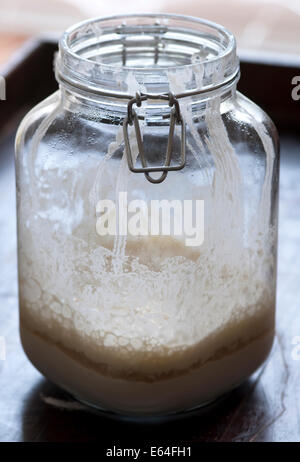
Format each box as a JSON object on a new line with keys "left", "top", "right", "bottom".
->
{"left": 15, "top": 14, "right": 279, "bottom": 417}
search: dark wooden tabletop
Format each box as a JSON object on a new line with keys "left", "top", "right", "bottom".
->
{"left": 0, "top": 40, "right": 300, "bottom": 443}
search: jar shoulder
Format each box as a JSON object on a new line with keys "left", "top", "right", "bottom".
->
{"left": 15, "top": 91, "right": 61, "bottom": 158}
{"left": 232, "top": 91, "right": 279, "bottom": 152}
{"left": 15, "top": 89, "right": 280, "bottom": 165}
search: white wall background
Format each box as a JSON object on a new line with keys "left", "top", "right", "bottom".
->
{"left": 0, "top": 0, "right": 299, "bottom": 56}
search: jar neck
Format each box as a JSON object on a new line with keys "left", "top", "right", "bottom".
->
{"left": 55, "top": 14, "right": 239, "bottom": 115}
{"left": 60, "top": 84, "right": 238, "bottom": 124}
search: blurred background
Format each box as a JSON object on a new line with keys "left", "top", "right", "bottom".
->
{"left": 0, "top": 0, "right": 300, "bottom": 66}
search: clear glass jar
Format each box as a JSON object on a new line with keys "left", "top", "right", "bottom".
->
{"left": 15, "top": 14, "right": 279, "bottom": 417}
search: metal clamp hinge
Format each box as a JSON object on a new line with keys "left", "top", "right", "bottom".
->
{"left": 123, "top": 92, "right": 186, "bottom": 184}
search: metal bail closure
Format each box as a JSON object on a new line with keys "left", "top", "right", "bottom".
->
{"left": 123, "top": 92, "right": 186, "bottom": 184}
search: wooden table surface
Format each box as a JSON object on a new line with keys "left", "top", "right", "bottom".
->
{"left": 0, "top": 122, "right": 299, "bottom": 442}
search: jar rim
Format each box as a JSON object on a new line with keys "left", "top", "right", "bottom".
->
{"left": 56, "top": 13, "right": 239, "bottom": 98}
{"left": 61, "top": 13, "right": 236, "bottom": 71}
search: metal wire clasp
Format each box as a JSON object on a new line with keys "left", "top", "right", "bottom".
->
{"left": 123, "top": 92, "right": 186, "bottom": 184}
